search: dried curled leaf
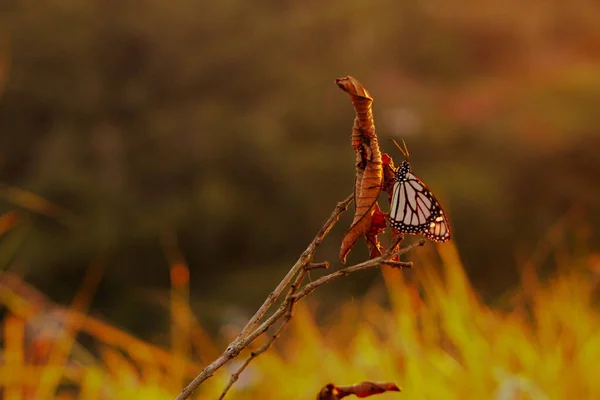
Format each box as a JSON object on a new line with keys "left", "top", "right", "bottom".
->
{"left": 317, "top": 381, "right": 401, "bottom": 400}
{"left": 337, "top": 76, "right": 383, "bottom": 263}
{"left": 365, "top": 203, "right": 386, "bottom": 259}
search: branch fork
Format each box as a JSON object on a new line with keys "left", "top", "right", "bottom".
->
{"left": 176, "top": 194, "right": 424, "bottom": 400}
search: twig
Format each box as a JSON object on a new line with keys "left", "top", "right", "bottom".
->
{"left": 381, "top": 260, "right": 413, "bottom": 269}
{"left": 293, "top": 240, "right": 425, "bottom": 302}
{"left": 175, "top": 193, "right": 425, "bottom": 400}
{"left": 217, "top": 322, "right": 287, "bottom": 400}
{"left": 214, "top": 239, "right": 425, "bottom": 400}
{"left": 175, "top": 195, "right": 353, "bottom": 400}
{"left": 217, "top": 269, "right": 307, "bottom": 399}
{"left": 238, "top": 194, "right": 352, "bottom": 339}
{"left": 306, "top": 261, "right": 330, "bottom": 271}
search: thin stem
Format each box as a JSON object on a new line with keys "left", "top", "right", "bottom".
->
{"left": 237, "top": 194, "right": 352, "bottom": 340}
{"left": 218, "top": 269, "right": 308, "bottom": 399}
{"left": 215, "top": 240, "right": 424, "bottom": 399}
{"left": 381, "top": 260, "right": 413, "bottom": 269}
{"left": 294, "top": 240, "right": 425, "bottom": 302}
{"left": 175, "top": 194, "right": 424, "bottom": 400}
{"left": 175, "top": 195, "right": 352, "bottom": 400}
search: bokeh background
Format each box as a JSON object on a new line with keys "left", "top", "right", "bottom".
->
{"left": 1, "top": 0, "right": 600, "bottom": 347}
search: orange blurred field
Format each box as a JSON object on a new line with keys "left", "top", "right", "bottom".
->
{"left": 1, "top": 240, "right": 598, "bottom": 399}
{"left": 3, "top": 2, "right": 600, "bottom": 398}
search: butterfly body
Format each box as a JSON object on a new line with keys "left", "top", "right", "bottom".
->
{"left": 389, "top": 160, "right": 451, "bottom": 243}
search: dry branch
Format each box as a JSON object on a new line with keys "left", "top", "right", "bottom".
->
{"left": 217, "top": 267, "right": 309, "bottom": 399}
{"left": 381, "top": 260, "right": 414, "bottom": 269}
{"left": 292, "top": 240, "right": 424, "bottom": 302}
{"left": 306, "top": 261, "right": 331, "bottom": 271}
{"left": 237, "top": 194, "right": 353, "bottom": 340}
{"left": 175, "top": 191, "right": 424, "bottom": 399}
{"left": 176, "top": 195, "right": 352, "bottom": 400}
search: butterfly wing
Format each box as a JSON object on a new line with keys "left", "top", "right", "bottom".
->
{"left": 390, "top": 171, "right": 451, "bottom": 243}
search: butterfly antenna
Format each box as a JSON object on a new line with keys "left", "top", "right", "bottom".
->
{"left": 390, "top": 138, "right": 411, "bottom": 159}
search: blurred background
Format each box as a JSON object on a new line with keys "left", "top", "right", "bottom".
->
{"left": 1, "top": 0, "right": 600, "bottom": 343}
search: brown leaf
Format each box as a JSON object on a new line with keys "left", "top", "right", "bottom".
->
{"left": 317, "top": 383, "right": 340, "bottom": 400}
{"left": 365, "top": 204, "right": 386, "bottom": 259}
{"left": 317, "top": 382, "right": 401, "bottom": 400}
{"left": 338, "top": 382, "right": 401, "bottom": 398}
{"left": 337, "top": 76, "right": 383, "bottom": 263}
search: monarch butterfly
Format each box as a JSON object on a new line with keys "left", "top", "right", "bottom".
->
{"left": 389, "top": 141, "right": 451, "bottom": 243}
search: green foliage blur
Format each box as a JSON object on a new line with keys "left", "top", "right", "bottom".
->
{"left": 1, "top": 0, "right": 600, "bottom": 335}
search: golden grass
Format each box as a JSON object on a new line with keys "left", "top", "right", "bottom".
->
{"left": 0, "top": 238, "right": 598, "bottom": 399}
